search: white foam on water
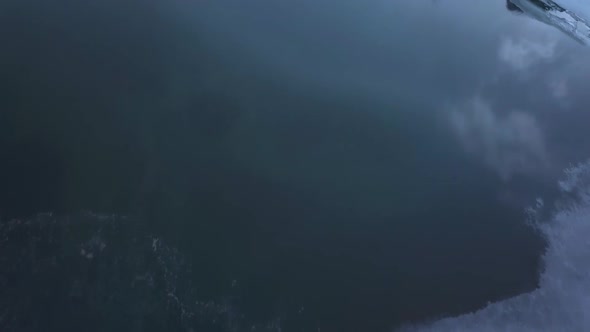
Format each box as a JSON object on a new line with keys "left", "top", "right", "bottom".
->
{"left": 400, "top": 160, "right": 590, "bottom": 332}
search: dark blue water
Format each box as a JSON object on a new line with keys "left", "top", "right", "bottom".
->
{"left": 3, "top": 0, "right": 589, "bottom": 331}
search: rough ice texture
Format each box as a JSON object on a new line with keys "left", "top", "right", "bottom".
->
{"left": 510, "top": 0, "right": 590, "bottom": 44}
{"left": 0, "top": 212, "right": 281, "bottom": 332}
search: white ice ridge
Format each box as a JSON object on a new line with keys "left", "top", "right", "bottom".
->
{"left": 400, "top": 159, "right": 590, "bottom": 332}
{"left": 510, "top": 0, "right": 590, "bottom": 44}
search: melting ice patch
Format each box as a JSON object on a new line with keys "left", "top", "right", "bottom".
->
{"left": 400, "top": 160, "right": 590, "bottom": 332}
{"left": 509, "top": 0, "right": 590, "bottom": 44}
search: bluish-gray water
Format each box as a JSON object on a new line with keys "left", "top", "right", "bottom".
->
{"left": 1, "top": 0, "right": 589, "bottom": 331}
